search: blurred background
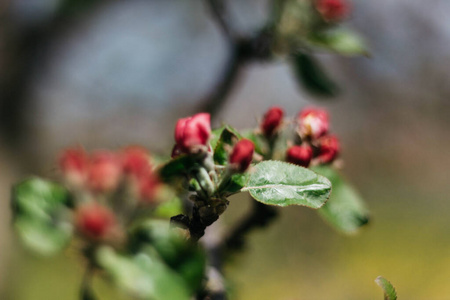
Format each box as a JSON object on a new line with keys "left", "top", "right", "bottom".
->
{"left": 2, "top": 0, "right": 450, "bottom": 299}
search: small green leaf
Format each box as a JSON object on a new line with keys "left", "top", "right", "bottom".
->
{"left": 129, "top": 220, "right": 206, "bottom": 292}
{"left": 210, "top": 127, "right": 226, "bottom": 151}
{"left": 312, "top": 165, "right": 370, "bottom": 234}
{"left": 96, "top": 247, "right": 191, "bottom": 300}
{"left": 243, "top": 161, "right": 331, "bottom": 208}
{"left": 307, "top": 27, "right": 369, "bottom": 56}
{"left": 213, "top": 126, "right": 243, "bottom": 165}
{"left": 153, "top": 197, "right": 183, "bottom": 219}
{"left": 158, "top": 155, "right": 198, "bottom": 182}
{"left": 11, "top": 178, "right": 73, "bottom": 255}
{"left": 375, "top": 276, "right": 397, "bottom": 300}
{"left": 291, "top": 52, "right": 339, "bottom": 97}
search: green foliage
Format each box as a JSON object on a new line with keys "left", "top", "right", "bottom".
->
{"left": 129, "top": 221, "right": 206, "bottom": 292}
{"left": 291, "top": 52, "right": 339, "bottom": 97}
{"left": 11, "top": 178, "right": 73, "bottom": 255}
{"left": 96, "top": 247, "right": 192, "bottom": 300}
{"left": 306, "top": 28, "right": 369, "bottom": 56}
{"left": 153, "top": 196, "right": 183, "bottom": 219}
{"left": 242, "top": 161, "right": 331, "bottom": 208}
{"left": 375, "top": 276, "right": 397, "bottom": 300}
{"left": 213, "top": 126, "right": 243, "bottom": 165}
{"left": 312, "top": 165, "right": 370, "bottom": 234}
{"left": 158, "top": 155, "right": 198, "bottom": 182}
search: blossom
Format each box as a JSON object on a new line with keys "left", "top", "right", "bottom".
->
{"left": 229, "top": 139, "right": 255, "bottom": 172}
{"left": 315, "top": 0, "right": 351, "bottom": 22}
{"left": 175, "top": 113, "right": 211, "bottom": 154}
{"left": 286, "top": 145, "right": 313, "bottom": 167}
{"left": 75, "top": 203, "right": 115, "bottom": 239}
{"left": 298, "top": 107, "right": 329, "bottom": 139}
{"left": 261, "top": 106, "right": 284, "bottom": 137}
{"left": 317, "top": 135, "right": 340, "bottom": 163}
{"left": 87, "top": 151, "right": 122, "bottom": 193}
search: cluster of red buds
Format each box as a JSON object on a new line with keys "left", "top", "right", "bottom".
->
{"left": 173, "top": 112, "right": 255, "bottom": 174}
{"left": 260, "top": 106, "right": 340, "bottom": 168}
{"left": 59, "top": 146, "right": 164, "bottom": 240}
{"left": 314, "top": 0, "right": 351, "bottom": 23}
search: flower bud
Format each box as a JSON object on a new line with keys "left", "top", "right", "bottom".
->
{"left": 137, "top": 172, "right": 163, "bottom": 204}
{"left": 175, "top": 113, "right": 211, "bottom": 154}
{"left": 229, "top": 139, "right": 255, "bottom": 172}
{"left": 298, "top": 107, "right": 329, "bottom": 139}
{"left": 121, "top": 146, "right": 151, "bottom": 178}
{"left": 286, "top": 145, "right": 313, "bottom": 167}
{"left": 58, "top": 147, "right": 88, "bottom": 187}
{"left": 315, "top": 0, "right": 351, "bottom": 22}
{"left": 87, "top": 151, "right": 122, "bottom": 193}
{"left": 261, "top": 106, "right": 284, "bottom": 137}
{"left": 317, "top": 135, "right": 340, "bottom": 164}
{"left": 75, "top": 203, "right": 115, "bottom": 240}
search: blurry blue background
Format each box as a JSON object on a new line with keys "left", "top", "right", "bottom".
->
{"left": 1, "top": 0, "right": 450, "bottom": 299}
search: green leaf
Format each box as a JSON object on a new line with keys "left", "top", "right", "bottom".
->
{"left": 213, "top": 126, "right": 243, "bottom": 165}
{"left": 153, "top": 196, "right": 183, "bottom": 219}
{"left": 11, "top": 178, "right": 73, "bottom": 255}
{"left": 129, "top": 220, "right": 206, "bottom": 292}
{"left": 96, "top": 247, "right": 191, "bottom": 300}
{"left": 306, "top": 27, "right": 369, "bottom": 56}
{"left": 375, "top": 276, "right": 397, "bottom": 300}
{"left": 158, "top": 155, "right": 198, "bottom": 182}
{"left": 210, "top": 127, "right": 226, "bottom": 151}
{"left": 291, "top": 52, "right": 339, "bottom": 97}
{"left": 312, "top": 165, "right": 370, "bottom": 234}
{"left": 242, "top": 161, "right": 331, "bottom": 208}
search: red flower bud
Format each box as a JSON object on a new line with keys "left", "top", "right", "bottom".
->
{"left": 298, "top": 107, "right": 329, "bottom": 139}
{"left": 87, "top": 151, "right": 122, "bottom": 193}
{"left": 121, "top": 146, "right": 151, "bottom": 178}
{"left": 286, "top": 145, "right": 313, "bottom": 167}
{"left": 75, "top": 203, "right": 115, "bottom": 239}
{"left": 315, "top": 0, "right": 351, "bottom": 22}
{"left": 137, "top": 172, "right": 163, "bottom": 204}
{"left": 261, "top": 106, "right": 284, "bottom": 137}
{"left": 229, "top": 139, "right": 255, "bottom": 172}
{"left": 58, "top": 147, "right": 88, "bottom": 187}
{"left": 317, "top": 135, "right": 340, "bottom": 164}
{"left": 175, "top": 113, "right": 211, "bottom": 154}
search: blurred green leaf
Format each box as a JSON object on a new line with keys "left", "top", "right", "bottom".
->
{"left": 12, "top": 178, "right": 73, "bottom": 255}
{"left": 213, "top": 126, "right": 243, "bottom": 165}
{"left": 375, "top": 276, "right": 397, "bottom": 300}
{"left": 224, "top": 172, "right": 250, "bottom": 194}
{"left": 96, "top": 246, "right": 191, "bottom": 300}
{"left": 306, "top": 27, "right": 369, "bottom": 56}
{"left": 129, "top": 220, "right": 206, "bottom": 292}
{"left": 153, "top": 196, "right": 183, "bottom": 219}
{"left": 243, "top": 161, "right": 331, "bottom": 208}
{"left": 210, "top": 127, "right": 226, "bottom": 151}
{"left": 291, "top": 52, "right": 339, "bottom": 97}
{"left": 312, "top": 165, "right": 370, "bottom": 234}
{"left": 158, "top": 155, "right": 198, "bottom": 182}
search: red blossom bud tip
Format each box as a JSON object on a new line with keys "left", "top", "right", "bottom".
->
{"left": 87, "top": 151, "right": 122, "bottom": 193}
{"left": 175, "top": 113, "right": 211, "bottom": 154}
{"left": 75, "top": 203, "right": 115, "bottom": 239}
{"left": 121, "top": 146, "right": 151, "bottom": 177}
{"left": 137, "top": 172, "right": 163, "bottom": 204}
{"left": 229, "top": 139, "right": 255, "bottom": 172}
{"left": 58, "top": 147, "right": 88, "bottom": 187}
{"left": 286, "top": 145, "right": 313, "bottom": 167}
{"left": 261, "top": 106, "right": 284, "bottom": 137}
{"left": 315, "top": 0, "right": 351, "bottom": 22}
{"left": 298, "top": 107, "right": 329, "bottom": 139}
{"left": 317, "top": 135, "right": 340, "bottom": 164}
